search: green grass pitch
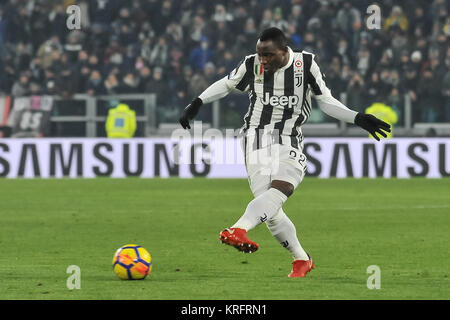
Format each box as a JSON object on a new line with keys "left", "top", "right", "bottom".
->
{"left": 0, "top": 178, "right": 449, "bottom": 300}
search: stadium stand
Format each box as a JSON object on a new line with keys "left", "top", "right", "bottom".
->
{"left": 0, "top": 0, "right": 449, "bottom": 133}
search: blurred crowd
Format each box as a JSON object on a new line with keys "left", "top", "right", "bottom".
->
{"left": 0, "top": 0, "right": 449, "bottom": 124}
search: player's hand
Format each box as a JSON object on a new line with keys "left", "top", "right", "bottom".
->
{"left": 354, "top": 113, "right": 391, "bottom": 141}
{"left": 179, "top": 97, "right": 203, "bottom": 129}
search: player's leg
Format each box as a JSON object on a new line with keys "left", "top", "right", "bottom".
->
{"left": 231, "top": 144, "right": 289, "bottom": 232}
{"left": 231, "top": 164, "right": 272, "bottom": 230}
{"left": 266, "top": 207, "right": 310, "bottom": 261}
{"left": 268, "top": 144, "right": 314, "bottom": 277}
{"left": 266, "top": 146, "right": 308, "bottom": 260}
{"left": 220, "top": 138, "right": 275, "bottom": 252}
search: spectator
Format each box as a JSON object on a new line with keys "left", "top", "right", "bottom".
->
{"left": 188, "top": 15, "right": 206, "bottom": 44}
{"left": 410, "top": 50, "right": 425, "bottom": 74}
{"left": 336, "top": 1, "right": 361, "bottom": 35}
{"left": 64, "top": 30, "right": 86, "bottom": 63}
{"left": 346, "top": 72, "right": 365, "bottom": 112}
{"left": 356, "top": 47, "right": 370, "bottom": 76}
{"left": 340, "top": 64, "right": 353, "bottom": 91}
{"left": 151, "top": 0, "right": 176, "bottom": 35}
{"left": 28, "top": 2, "right": 51, "bottom": 50}
{"left": 212, "top": 4, "right": 233, "bottom": 23}
{"left": 390, "top": 30, "right": 409, "bottom": 63}
{"left": 120, "top": 72, "right": 139, "bottom": 93}
{"left": 36, "top": 35, "right": 63, "bottom": 69}
{"left": 13, "top": 42, "right": 32, "bottom": 73}
{"left": 369, "top": 34, "right": 385, "bottom": 64}
{"left": 417, "top": 68, "right": 443, "bottom": 122}
{"left": 403, "top": 66, "right": 419, "bottom": 106}
{"left": 244, "top": 17, "right": 258, "bottom": 41}
{"left": 165, "top": 22, "right": 183, "bottom": 49}
{"left": 446, "top": 47, "right": 450, "bottom": 71}
{"left": 384, "top": 6, "right": 409, "bottom": 33}
{"left": 259, "top": 9, "right": 274, "bottom": 31}
{"left": 288, "top": 5, "right": 306, "bottom": 32}
{"left": 189, "top": 67, "right": 209, "bottom": 99}
{"left": 443, "top": 70, "right": 450, "bottom": 121}
{"left": 286, "top": 23, "right": 302, "bottom": 49}
{"left": 175, "top": 65, "right": 194, "bottom": 108}
{"left": 432, "top": 5, "right": 448, "bottom": 38}
{"left": 365, "top": 71, "right": 383, "bottom": 104}
{"left": 429, "top": 56, "right": 447, "bottom": 81}
{"left": 430, "top": 33, "right": 448, "bottom": 61}
{"left": 302, "top": 32, "right": 316, "bottom": 53}
{"left": 189, "top": 36, "right": 213, "bottom": 72}
{"left": 137, "top": 65, "right": 152, "bottom": 92}
{"left": 104, "top": 72, "right": 121, "bottom": 95}
{"left": 272, "top": 7, "right": 289, "bottom": 33}
{"left": 386, "top": 87, "right": 404, "bottom": 125}
{"left": 86, "top": 70, "right": 105, "bottom": 96}
{"left": 409, "top": 7, "right": 430, "bottom": 36}
{"left": 414, "top": 37, "right": 429, "bottom": 62}
{"left": 28, "top": 57, "right": 44, "bottom": 88}
{"left": 149, "top": 36, "right": 168, "bottom": 68}
{"left": 379, "top": 69, "right": 393, "bottom": 100}
{"left": 232, "top": 4, "right": 248, "bottom": 33}
{"left": 48, "top": 4, "right": 68, "bottom": 42}
{"left": 336, "top": 37, "right": 351, "bottom": 66}
{"left": 208, "top": 20, "right": 231, "bottom": 46}
{"left": 57, "top": 65, "right": 78, "bottom": 99}
{"left": 203, "top": 62, "right": 218, "bottom": 84}
{"left": 212, "top": 39, "right": 227, "bottom": 68}
{"left": 89, "top": 0, "right": 118, "bottom": 26}
{"left": 216, "top": 49, "right": 236, "bottom": 79}
{"left": 146, "top": 67, "right": 170, "bottom": 106}
{"left": 376, "top": 49, "right": 394, "bottom": 71}
{"left": 443, "top": 17, "right": 450, "bottom": 36}
{"left": 389, "top": 70, "right": 402, "bottom": 91}
{"left": 88, "top": 54, "right": 101, "bottom": 71}
{"left": 74, "top": 50, "right": 90, "bottom": 93}
{"left": 396, "top": 50, "right": 411, "bottom": 73}
{"left": 29, "top": 82, "right": 42, "bottom": 96}
{"left": 11, "top": 74, "right": 31, "bottom": 96}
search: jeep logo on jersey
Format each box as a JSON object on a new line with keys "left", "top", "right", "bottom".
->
{"left": 260, "top": 92, "right": 299, "bottom": 108}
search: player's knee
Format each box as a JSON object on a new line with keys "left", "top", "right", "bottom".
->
{"left": 271, "top": 180, "right": 294, "bottom": 198}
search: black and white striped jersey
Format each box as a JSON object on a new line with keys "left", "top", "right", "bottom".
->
{"left": 199, "top": 46, "right": 357, "bottom": 150}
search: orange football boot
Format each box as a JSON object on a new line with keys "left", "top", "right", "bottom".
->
{"left": 219, "top": 228, "right": 259, "bottom": 253}
{"left": 288, "top": 256, "right": 315, "bottom": 278}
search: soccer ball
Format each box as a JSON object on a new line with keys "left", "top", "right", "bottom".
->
{"left": 112, "top": 244, "right": 152, "bottom": 280}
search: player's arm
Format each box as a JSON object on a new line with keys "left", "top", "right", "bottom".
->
{"left": 179, "top": 57, "right": 250, "bottom": 129}
{"left": 308, "top": 56, "right": 391, "bottom": 141}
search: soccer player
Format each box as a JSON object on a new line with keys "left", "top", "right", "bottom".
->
{"left": 179, "top": 27, "right": 390, "bottom": 277}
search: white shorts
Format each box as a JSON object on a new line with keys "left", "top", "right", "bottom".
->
{"left": 241, "top": 134, "right": 307, "bottom": 197}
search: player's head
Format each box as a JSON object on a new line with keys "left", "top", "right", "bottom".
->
{"left": 256, "top": 27, "right": 289, "bottom": 73}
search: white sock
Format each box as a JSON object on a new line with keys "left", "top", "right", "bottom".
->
{"left": 232, "top": 188, "right": 288, "bottom": 231}
{"left": 266, "top": 208, "right": 310, "bottom": 261}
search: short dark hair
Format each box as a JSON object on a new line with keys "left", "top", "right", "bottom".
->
{"left": 259, "top": 27, "right": 287, "bottom": 50}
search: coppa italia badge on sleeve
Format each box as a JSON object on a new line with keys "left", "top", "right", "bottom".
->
{"left": 254, "top": 64, "right": 264, "bottom": 83}
{"left": 254, "top": 64, "right": 264, "bottom": 76}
